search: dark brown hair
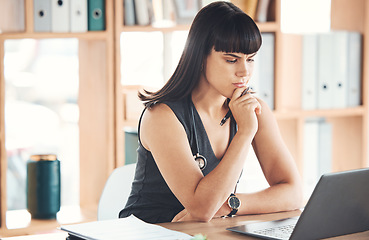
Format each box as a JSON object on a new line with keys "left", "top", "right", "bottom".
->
{"left": 139, "top": 1, "right": 262, "bottom": 107}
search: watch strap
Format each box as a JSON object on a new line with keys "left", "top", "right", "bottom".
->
{"left": 227, "top": 208, "right": 238, "bottom": 217}
{"left": 227, "top": 193, "right": 239, "bottom": 217}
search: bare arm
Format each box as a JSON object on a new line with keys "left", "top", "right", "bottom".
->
{"left": 214, "top": 99, "right": 303, "bottom": 218}
{"left": 141, "top": 89, "right": 261, "bottom": 222}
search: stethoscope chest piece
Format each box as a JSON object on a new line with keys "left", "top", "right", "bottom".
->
{"left": 194, "top": 153, "right": 207, "bottom": 170}
{"left": 190, "top": 98, "right": 207, "bottom": 170}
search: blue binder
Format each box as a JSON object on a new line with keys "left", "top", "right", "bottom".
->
{"left": 88, "top": 0, "right": 105, "bottom": 31}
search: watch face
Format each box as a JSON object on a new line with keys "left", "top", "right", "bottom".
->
{"left": 229, "top": 196, "right": 241, "bottom": 209}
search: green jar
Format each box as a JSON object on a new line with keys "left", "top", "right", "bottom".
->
{"left": 26, "top": 154, "right": 61, "bottom": 219}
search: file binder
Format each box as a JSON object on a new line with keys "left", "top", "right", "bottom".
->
{"left": 317, "top": 120, "right": 332, "bottom": 178}
{"left": 301, "top": 34, "right": 318, "bottom": 110}
{"left": 317, "top": 33, "right": 334, "bottom": 109}
{"left": 257, "top": 33, "right": 275, "bottom": 110}
{"left": 332, "top": 31, "right": 348, "bottom": 108}
{"left": 88, "top": 0, "right": 105, "bottom": 31}
{"left": 34, "top": 0, "right": 52, "bottom": 32}
{"left": 347, "top": 32, "right": 362, "bottom": 107}
{"left": 303, "top": 120, "right": 319, "bottom": 199}
{"left": 124, "top": 0, "right": 136, "bottom": 26}
{"left": 51, "top": 0, "right": 70, "bottom": 32}
{"left": 303, "top": 119, "right": 332, "bottom": 199}
{"left": 249, "top": 52, "right": 260, "bottom": 96}
{"left": 70, "top": 0, "right": 88, "bottom": 32}
{"left": 135, "top": 0, "right": 150, "bottom": 25}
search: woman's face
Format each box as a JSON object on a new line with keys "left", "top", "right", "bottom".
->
{"left": 202, "top": 48, "right": 256, "bottom": 98}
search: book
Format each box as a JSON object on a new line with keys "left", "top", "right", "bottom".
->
{"left": 0, "top": 0, "right": 25, "bottom": 32}
{"left": 255, "top": 0, "right": 270, "bottom": 22}
{"left": 135, "top": 0, "right": 150, "bottom": 25}
{"left": 232, "top": 0, "right": 258, "bottom": 19}
{"left": 124, "top": 0, "right": 136, "bottom": 26}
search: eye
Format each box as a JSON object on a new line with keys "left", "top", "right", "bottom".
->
{"left": 247, "top": 58, "right": 255, "bottom": 63}
{"left": 226, "top": 59, "right": 237, "bottom": 63}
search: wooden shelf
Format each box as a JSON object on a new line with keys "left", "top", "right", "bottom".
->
{"left": 120, "top": 21, "right": 279, "bottom": 33}
{"left": 121, "top": 24, "right": 190, "bottom": 33}
{"left": 274, "top": 106, "right": 366, "bottom": 119}
{"left": 0, "top": 31, "right": 110, "bottom": 40}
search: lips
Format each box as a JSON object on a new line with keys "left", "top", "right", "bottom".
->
{"left": 233, "top": 82, "right": 246, "bottom": 88}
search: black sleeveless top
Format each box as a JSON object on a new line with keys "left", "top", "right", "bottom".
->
{"left": 119, "top": 97, "right": 238, "bottom": 223}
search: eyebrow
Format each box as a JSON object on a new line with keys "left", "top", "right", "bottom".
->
{"left": 223, "top": 52, "right": 257, "bottom": 58}
{"left": 223, "top": 53, "right": 241, "bottom": 58}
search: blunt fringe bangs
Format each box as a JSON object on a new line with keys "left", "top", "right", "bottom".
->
{"left": 212, "top": 12, "right": 262, "bottom": 55}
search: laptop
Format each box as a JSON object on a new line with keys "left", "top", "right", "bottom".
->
{"left": 227, "top": 168, "right": 369, "bottom": 240}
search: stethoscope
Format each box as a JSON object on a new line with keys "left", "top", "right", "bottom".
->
{"left": 190, "top": 100, "right": 207, "bottom": 170}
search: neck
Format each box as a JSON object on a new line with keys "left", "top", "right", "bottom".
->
{"left": 191, "top": 81, "right": 228, "bottom": 119}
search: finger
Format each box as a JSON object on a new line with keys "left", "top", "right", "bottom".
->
{"left": 237, "top": 97, "right": 262, "bottom": 114}
{"left": 231, "top": 87, "right": 248, "bottom": 102}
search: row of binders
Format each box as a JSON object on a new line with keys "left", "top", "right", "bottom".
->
{"left": 124, "top": 0, "right": 207, "bottom": 27}
{"left": 302, "top": 31, "right": 362, "bottom": 110}
{"left": 34, "top": 0, "right": 105, "bottom": 33}
{"left": 124, "top": 0, "right": 272, "bottom": 27}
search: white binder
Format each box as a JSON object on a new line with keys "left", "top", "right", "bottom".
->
{"left": 249, "top": 52, "right": 260, "bottom": 96}
{"left": 70, "top": 0, "right": 87, "bottom": 32}
{"left": 331, "top": 31, "right": 348, "bottom": 109}
{"left": 34, "top": 0, "right": 51, "bottom": 32}
{"left": 51, "top": 0, "right": 70, "bottom": 32}
{"left": 347, "top": 32, "right": 362, "bottom": 107}
{"left": 257, "top": 33, "right": 275, "bottom": 110}
{"left": 135, "top": 0, "right": 150, "bottom": 25}
{"left": 303, "top": 120, "right": 319, "bottom": 199}
{"left": 303, "top": 119, "right": 332, "bottom": 199}
{"left": 124, "top": 0, "right": 136, "bottom": 26}
{"left": 317, "top": 33, "right": 334, "bottom": 109}
{"left": 317, "top": 120, "right": 332, "bottom": 178}
{"left": 301, "top": 34, "right": 318, "bottom": 110}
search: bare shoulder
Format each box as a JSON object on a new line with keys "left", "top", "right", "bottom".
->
{"left": 140, "top": 103, "right": 186, "bottom": 150}
{"left": 255, "top": 97, "right": 273, "bottom": 118}
{"left": 142, "top": 103, "right": 175, "bottom": 123}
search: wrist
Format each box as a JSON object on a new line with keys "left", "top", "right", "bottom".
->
{"left": 226, "top": 193, "right": 241, "bottom": 217}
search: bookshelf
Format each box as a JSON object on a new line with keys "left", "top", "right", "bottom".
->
{"left": 0, "top": 0, "right": 116, "bottom": 235}
{"left": 277, "top": 0, "right": 369, "bottom": 176}
{"left": 0, "top": 0, "right": 368, "bottom": 237}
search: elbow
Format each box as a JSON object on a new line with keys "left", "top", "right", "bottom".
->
{"left": 288, "top": 180, "right": 304, "bottom": 210}
{"left": 187, "top": 206, "right": 217, "bottom": 222}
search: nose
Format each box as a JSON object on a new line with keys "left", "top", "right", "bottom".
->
{"left": 236, "top": 59, "right": 251, "bottom": 78}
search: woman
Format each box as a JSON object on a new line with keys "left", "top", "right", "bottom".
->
{"left": 119, "top": 1, "right": 302, "bottom": 223}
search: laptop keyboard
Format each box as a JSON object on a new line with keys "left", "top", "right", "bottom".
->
{"left": 253, "top": 223, "right": 296, "bottom": 239}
